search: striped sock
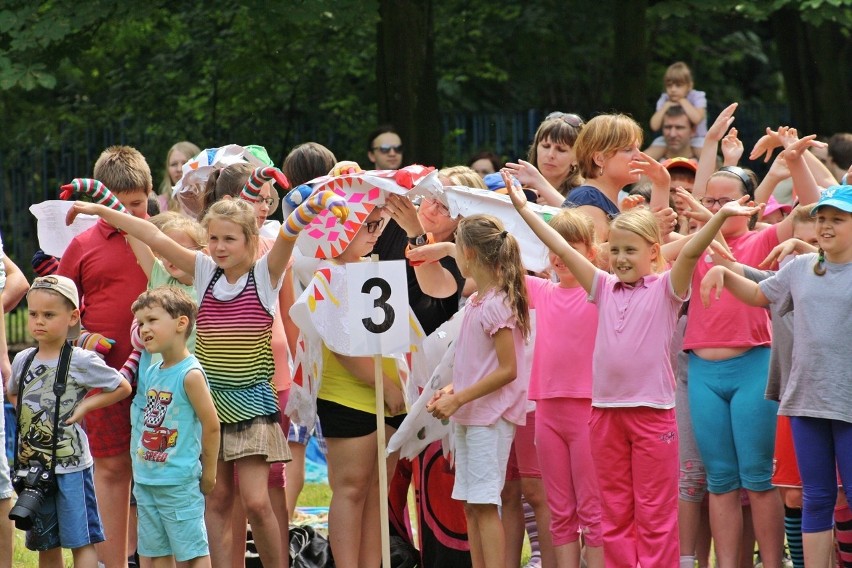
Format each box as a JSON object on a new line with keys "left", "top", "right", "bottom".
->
{"left": 524, "top": 498, "right": 540, "bottom": 566}
{"left": 280, "top": 189, "right": 348, "bottom": 241}
{"left": 835, "top": 504, "right": 852, "bottom": 568}
{"left": 784, "top": 506, "right": 803, "bottom": 568}
{"left": 679, "top": 556, "right": 696, "bottom": 568}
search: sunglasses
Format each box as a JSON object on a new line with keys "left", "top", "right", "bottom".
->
{"left": 545, "top": 112, "right": 584, "bottom": 128}
{"left": 364, "top": 218, "right": 386, "bottom": 234}
{"left": 371, "top": 144, "right": 403, "bottom": 155}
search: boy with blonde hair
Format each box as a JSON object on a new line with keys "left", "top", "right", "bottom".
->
{"left": 8, "top": 276, "right": 131, "bottom": 567}
{"left": 56, "top": 145, "right": 152, "bottom": 567}
{"left": 130, "top": 287, "right": 219, "bottom": 567}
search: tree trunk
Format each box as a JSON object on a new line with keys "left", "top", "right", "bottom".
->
{"left": 770, "top": 7, "right": 852, "bottom": 135}
{"left": 376, "top": 0, "right": 442, "bottom": 167}
{"left": 610, "top": 0, "right": 649, "bottom": 125}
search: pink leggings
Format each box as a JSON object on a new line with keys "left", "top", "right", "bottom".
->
{"left": 534, "top": 398, "right": 602, "bottom": 547}
{"left": 589, "top": 406, "right": 679, "bottom": 566}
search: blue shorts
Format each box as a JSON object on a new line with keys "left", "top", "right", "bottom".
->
{"left": 25, "top": 467, "right": 104, "bottom": 551}
{"left": 134, "top": 482, "right": 208, "bottom": 562}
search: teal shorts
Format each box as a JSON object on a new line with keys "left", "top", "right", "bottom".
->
{"left": 134, "top": 482, "right": 208, "bottom": 562}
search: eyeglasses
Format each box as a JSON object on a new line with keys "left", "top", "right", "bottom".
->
{"left": 364, "top": 218, "right": 386, "bottom": 234}
{"left": 422, "top": 198, "right": 450, "bottom": 217}
{"left": 545, "top": 112, "right": 584, "bottom": 128}
{"left": 699, "top": 197, "right": 736, "bottom": 209}
{"left": 257, "top": 197, "right": 276, "bottom": 207}
{"left": 371, "top": 144, "right": 403, "bottom": 155}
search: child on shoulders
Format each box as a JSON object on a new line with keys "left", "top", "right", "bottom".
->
{"left": 649, "top": 62, "right": 707, "bottom": 157}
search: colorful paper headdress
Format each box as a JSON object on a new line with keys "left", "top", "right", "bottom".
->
{"left": 296, "top": 164, "right": 439, "bottom": 259}
{"left": 239, "top": 166, "right": 290, "bottom": 204}
{"left": 60, "top": 178, "right": 127, "bottom": 214}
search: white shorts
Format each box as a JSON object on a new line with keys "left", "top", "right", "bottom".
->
{"left": 451, "top": 419, "right": 515, "bottom": 505}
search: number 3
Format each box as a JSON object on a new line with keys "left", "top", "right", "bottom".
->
{"left": 361, "top": 277, "right": 395, "bottom": 333}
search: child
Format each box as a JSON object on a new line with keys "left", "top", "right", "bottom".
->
{"left": 130, "top": 287, "right": 219, "bottom": 567}
{"left": 525, "top": 208, "right": 604, "bottom": 568}
{"left": 72, "top": 190, "right": 345, "bottom": 568}
{"left": 8, "top": 276, "right": 131, "bottom": 568}
{"left": 426, "top": 214, "right": 531, "bottom": 568}
{"left": 699, "top": 185, "right": 852, "bottom": 567}
{"left": 507, "top": 172, "right": 761, "bottom": 566}
{"left": 55, "top": 145, "right": 152, "bottom": 568}
{"left": 648, "top": 62, "right": 707, "bottom": 157}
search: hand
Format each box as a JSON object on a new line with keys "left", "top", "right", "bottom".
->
{"left": 781, "top": 134, "right": 825, "bottom": 163}
{"left": 652, "top": 206, "right": 678, "bottom": 237}
{"left": 721, "top": 127, "right": 744, "bottom": 166}
{"left": 700, "top": 265, "right": 728, "bottom": 308}
{"left": 620, "top": 194, "right": 645, "bottom": 210}
{"left": 74, "top": 331, "right": 116, "bottom": 359}
{"left": 329, "top": 161, "right": 362, "bottom": 176}
{"left": 629, "top": 152, "right": 671, "bottom": 187}
{"left": 200, "top": 472, "right": 216, "bottom": 495}
{"left": 760, "top": 238, "right": 818, "bottom": 267}
{"left": 502, "top": 160, "right": 548, "bottom": 190}
{"left": 503, "top": 170, "right": 529, "bottom": 210}
{"left": 385, "top": 194, "right": 425, "bottom": 237}
{"left": 406, "top": 242, "right": 452, "bottom": 264}
{"left": 750, "top": 126, "right": 799, "bottom": 162}
{"left": 705, "top": 102, "right": 738, "bottom": 142}
{"left": 426, "top": 387, "right": 460, "bottom": 420}
{"left": 717, "top": 195, "right": 763, "bottom": 219}
{"left": 766, "top": 153, "right": 791, "bottom": 181}
{"left": 68, "top": 200, "right": 104, "bottom": 226}
{"left": 706, "top": 239, "right": 736, "bottom": 263}
{"left": 383, "top": 382, "right": 406, "bottom": 416}
{"left": 65, "top": 398, "right": 92, "bottom": 425}
{"left": 676, "top": 187, "right": 713, "bottom": 225}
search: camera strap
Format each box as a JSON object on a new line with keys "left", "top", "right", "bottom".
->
{"left": 13, "top": 342, "right": 73, "bottom": 478}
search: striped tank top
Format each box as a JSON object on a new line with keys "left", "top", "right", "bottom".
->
{"left": 195, "top": 267, "right": 278, "bottom": 424}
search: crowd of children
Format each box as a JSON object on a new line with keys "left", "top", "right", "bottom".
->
{"left": 0, "top": 69, "right": 851, "bottom": 568}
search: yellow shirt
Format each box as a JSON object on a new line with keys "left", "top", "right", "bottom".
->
{"left": 318, "top": 345, "right": 402, "bottom": 415}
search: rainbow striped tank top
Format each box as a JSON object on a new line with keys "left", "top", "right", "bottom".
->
{"left": 195, "top": 267, "right": 278, "bottom": 424}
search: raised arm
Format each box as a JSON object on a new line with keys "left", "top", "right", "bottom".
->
{"left": 71, "top": 202, "right": 198, "bottom": 276}
{"left": 774, "top": 135, "right": 824, "bottom": 242}
{"left": 503, "top": 159, "right": 565, "bottom": 205}
{"left": 505, "top": 171, "right": 597, "bottom": 293}
{"left": 127, "top": 236, "right": 156, "bottom": 280}
{"left": 670, "top": 196, "right": 761, "bottom": 298}
{"left": 699, "top": 265, "right": 769, "bottom": 308}
{"left": 694, "top": 102, "right": 738, "bottom": 199}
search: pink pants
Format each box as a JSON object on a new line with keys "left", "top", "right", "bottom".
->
{"left": 535, "top": 398, "right": 602, "bottom": 547}
{"left": 589, "top": 406, "right": 679, "bottom": 567}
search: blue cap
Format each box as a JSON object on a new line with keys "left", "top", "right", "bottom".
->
{"left": 811, "top": 185, "right": 852, "bottom": 215}
{"left": 483, "top": 172, "right": 521, "bottom": 191}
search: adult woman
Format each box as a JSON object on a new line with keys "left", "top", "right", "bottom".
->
{"left": 157, "top": 141, "right": 200, "bottom": 214}
{"left": 504, "top": 112, "right": 584, "bottom": 204}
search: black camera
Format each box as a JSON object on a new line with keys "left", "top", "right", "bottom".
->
{"left": 9, "top": 462, "right": 56, "bottom": 530}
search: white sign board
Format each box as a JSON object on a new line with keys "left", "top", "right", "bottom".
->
{"left": 346, "top": 260, "right": 409, "bottom": 356}
{"left": 29, "top": 200, "right": 98, "bottom": 258}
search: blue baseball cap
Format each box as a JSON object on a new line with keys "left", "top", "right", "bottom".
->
{"left": 811, "top": 185, "right": 852, "bottom": 215}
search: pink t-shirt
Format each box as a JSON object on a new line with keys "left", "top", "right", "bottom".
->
{"left": 590, "top": 270, "right": 686, "bottom": 408}
{"left": 525, "top": 275, "right": 597, "bottom": 400}
{"left": 451, "top": 290, "right": 528, "bottom": 426}
{"left": 683, "top": 226, "right": 779, "bottom": 349}
{"left": 57, "top": 219, "right": 148, "bottom": 371}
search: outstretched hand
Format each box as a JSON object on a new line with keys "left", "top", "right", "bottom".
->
{"left": 706, "top": 102, "right": 738, "bottom": 142}
{"left": 717, "top": 195, "right": 763, "bottom": 218}
{"left": 504, "top": 170, "right": 528, "bottom": 210}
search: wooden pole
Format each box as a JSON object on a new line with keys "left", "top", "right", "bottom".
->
{"left": 371, "top": 253, "right": 392, "bottom": 568}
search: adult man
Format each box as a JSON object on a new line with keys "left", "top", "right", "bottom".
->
{"left": 366, "top": 125, "right": 404, "bottom": 170}
{"left": 826, "top": 132, "right": 852, "bottom": 183}
{"left": 645, "top": 106, "right": 698, "bottom": 161}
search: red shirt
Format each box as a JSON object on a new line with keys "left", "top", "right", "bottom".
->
{"left": 57, "top": 219, "right": 148, "bottom": 371}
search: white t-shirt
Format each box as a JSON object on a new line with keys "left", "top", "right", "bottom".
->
{"left": 194, "top": 253, "right": 282, "bottom": 314}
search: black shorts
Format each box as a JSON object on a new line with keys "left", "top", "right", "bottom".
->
{"left": 316, "top": 398, "right": 405, "bottom": 438}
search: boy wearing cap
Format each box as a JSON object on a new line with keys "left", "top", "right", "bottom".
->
{"left": 7, "top": 276, "right": 131, "bottom": 567}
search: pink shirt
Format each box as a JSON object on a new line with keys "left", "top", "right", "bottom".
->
{"left": 57, "top": 219, "right": 148, "bottom": 371}
{"left": 683, "top": 226, "right": 779, "bottom": 349}
{"left": 590, "top": 270, "right": 685, "bottom": 408}
{"left": 452, "top": 290, "right": 528, "bottom": 426}
{"left": 525, "top": 275, "right": 597, "bottom": 400}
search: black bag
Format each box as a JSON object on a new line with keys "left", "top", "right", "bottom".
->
{"left": 289, "top": 525, "right": 334, "bottom": 568}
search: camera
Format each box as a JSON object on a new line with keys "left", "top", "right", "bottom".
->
{"left": 9, "top": 462, "right": 56, "bottom": 530}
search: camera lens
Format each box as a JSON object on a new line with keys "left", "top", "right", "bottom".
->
{"left": 9, "top": 488, "right": 47, "bottom": 530}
